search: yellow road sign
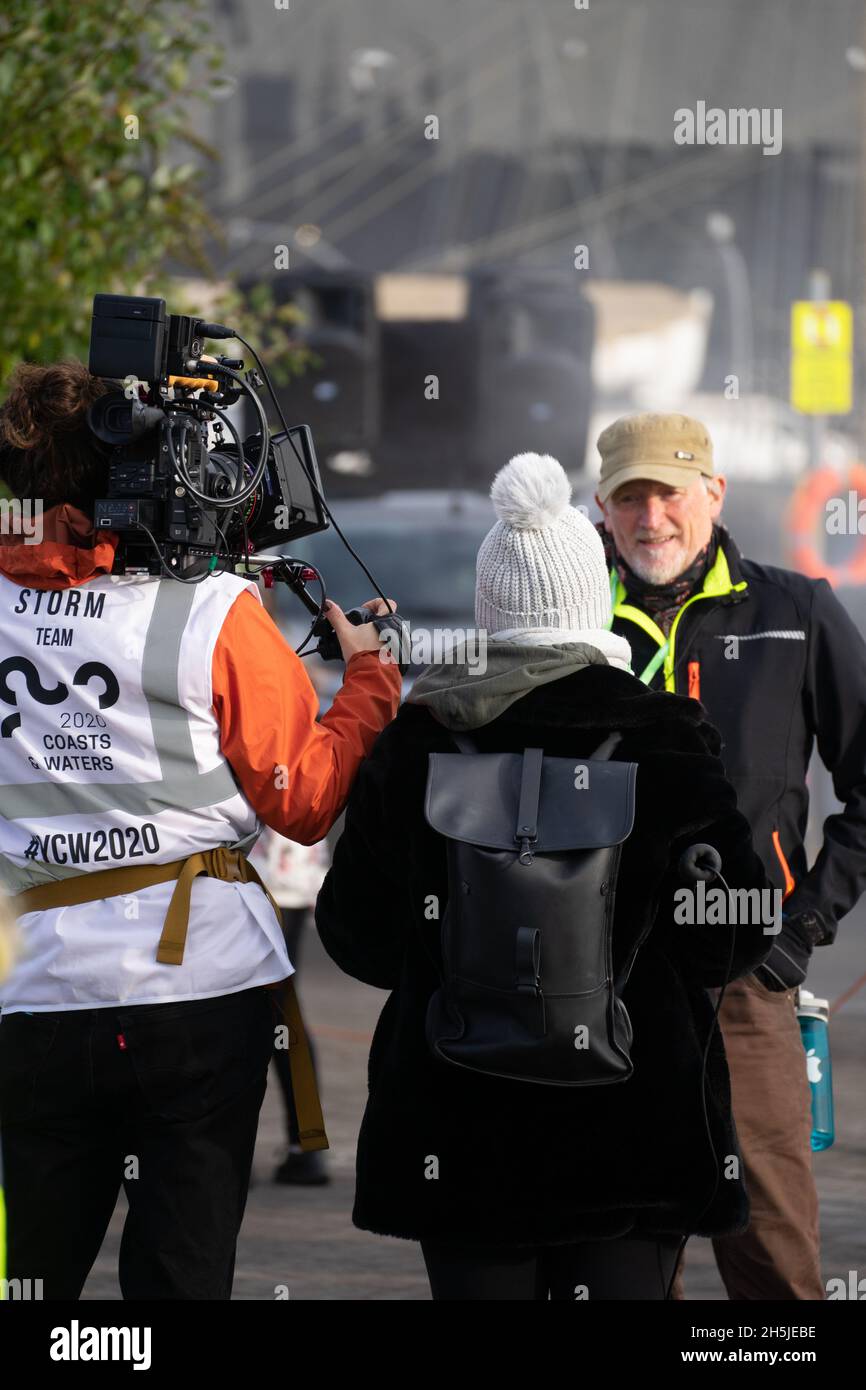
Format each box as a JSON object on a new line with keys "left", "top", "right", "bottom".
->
{"left": 791, "top": 300, "right": 853, "bottom": 414}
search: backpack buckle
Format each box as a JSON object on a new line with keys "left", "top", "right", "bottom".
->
{"left": 517, "top": 833, "right": 537, "bottom": 866}
{"left": 515, "top": 748, "right": 543, "bottom": 865}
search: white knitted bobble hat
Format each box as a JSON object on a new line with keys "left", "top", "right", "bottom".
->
{"left": 475, "top": 452, "right": 612, "bottom": 637}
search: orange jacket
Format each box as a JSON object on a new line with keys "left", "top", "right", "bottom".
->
{"left": 0, "top": 506, "right": 402, "bottom": 844}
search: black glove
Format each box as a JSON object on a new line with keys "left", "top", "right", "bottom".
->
{"left": 753, "top": 910, "right": 827, "bottom": 992}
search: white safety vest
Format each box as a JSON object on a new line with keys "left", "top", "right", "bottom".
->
{"left": 0, "top": 571, "right": 293, "bottom": 1012}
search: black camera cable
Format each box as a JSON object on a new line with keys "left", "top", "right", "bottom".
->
{"left": 198, "top": 325, "right": 395, "bottom": 617}
{"left": 663, "top": 843, "right": 738, "bottom": 1300}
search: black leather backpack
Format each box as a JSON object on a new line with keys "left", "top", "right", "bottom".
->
{"left": 423, "top": 731, "right": 639, "bottom": 1086}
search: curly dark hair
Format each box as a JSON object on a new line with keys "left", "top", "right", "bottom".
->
{"left": 0, "top": 359, "right": 113, "bottom": 509}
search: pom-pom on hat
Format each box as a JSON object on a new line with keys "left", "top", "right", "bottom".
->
{"left": 475, "top": 452, "right": 612, "bottom": 637}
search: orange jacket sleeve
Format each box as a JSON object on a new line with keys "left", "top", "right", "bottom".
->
{"left": 212, "top": 590, "right": 402, "bottom": 844}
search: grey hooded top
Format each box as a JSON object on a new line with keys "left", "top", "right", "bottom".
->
{"left": 406, "top": 639, "right": 614, "bottom": 731}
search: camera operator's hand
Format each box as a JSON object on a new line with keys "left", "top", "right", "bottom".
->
{"left": 323, "top": 598, "right": 397, "bottom": 663}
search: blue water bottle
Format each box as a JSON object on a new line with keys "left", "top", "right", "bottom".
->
{"left": 796, "top": 989, "right": 835, "bottom": 1151}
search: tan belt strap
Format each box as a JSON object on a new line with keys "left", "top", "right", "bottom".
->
{"left": 12, "top": 848, "right": 329, "bottom": 1153}
{"left": 272, "top": 977, "right": 328, "bottom": 1151}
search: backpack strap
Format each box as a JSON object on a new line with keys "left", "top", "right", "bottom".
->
{"left": 516, "top": 747, "right": 544, "bottom": 865}
{"left": 589, "top": 731, "right": 622, "bottom": 761}
{"left": 449, "top": 731, "right": 479, "bottom": 755}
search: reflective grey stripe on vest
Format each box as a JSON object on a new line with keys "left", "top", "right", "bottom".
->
{"left": 0, "top": 578, "right": 246, "bottom": 887}
{"left": 0, "top": 853, "right": 89, "bottom": 893}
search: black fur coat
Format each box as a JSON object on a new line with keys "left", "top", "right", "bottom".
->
{"left": 315, "top": 658, "right": 772, "bottom": 1247}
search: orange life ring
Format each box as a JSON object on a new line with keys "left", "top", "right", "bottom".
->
{"left": 787, "top": 464, "right": 866, "bottom": 586}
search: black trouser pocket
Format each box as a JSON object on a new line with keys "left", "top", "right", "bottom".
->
{"left": 121, "top": 988, "right": 276, "bottom": 1123}
{"left": 0, "top": 1013, "right": 62, "bottom": 1123}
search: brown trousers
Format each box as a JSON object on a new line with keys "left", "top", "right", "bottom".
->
{"left": 674, "top": 973, "right": 824, "bottom": 1300}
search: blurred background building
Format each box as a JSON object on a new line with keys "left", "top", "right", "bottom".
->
{"left": 196, "top": 0, "right": 865, "bottom": 509}
{"left": 183, "top": 0, "right": 866, "bottom": 865}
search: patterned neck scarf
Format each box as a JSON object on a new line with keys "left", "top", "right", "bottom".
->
{"left": 599, "top": 525, "right": 721, "bottom": 636}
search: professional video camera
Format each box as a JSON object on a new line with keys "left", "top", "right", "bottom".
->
{"left": 86, "top": 293, "right": 406, "bottom": 665}
{"left": 87, "top": 293, "right": 328, "bottom": 570}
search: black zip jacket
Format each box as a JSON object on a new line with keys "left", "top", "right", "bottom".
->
{"left": 607, "top": 525, "right": 866, "bottom": 940}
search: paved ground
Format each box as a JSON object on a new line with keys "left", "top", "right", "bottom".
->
{"left": 82, "top": 902, "right": 866, "bottom": 1301}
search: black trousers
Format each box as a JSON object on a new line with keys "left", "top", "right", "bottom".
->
{"left": 0, "top": 986, "right": 276, "bottom": 1300}
{"left": 421, "top": 1236, "right": 684, "bottom": 1300}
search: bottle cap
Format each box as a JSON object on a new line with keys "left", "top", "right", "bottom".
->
{"left": 797, "top": 987, "right": 829, "bottom": 1019}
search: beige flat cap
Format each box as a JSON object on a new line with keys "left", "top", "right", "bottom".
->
{"left": 596, "top": 412, "right": 715, "bottom": 504}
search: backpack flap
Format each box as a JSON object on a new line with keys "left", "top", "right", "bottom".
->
{"left": 423, "top": 747, "right": 639, "bottom": 1087}
{"left": 425, "top": 751, "right": 637, "bottom": 852}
